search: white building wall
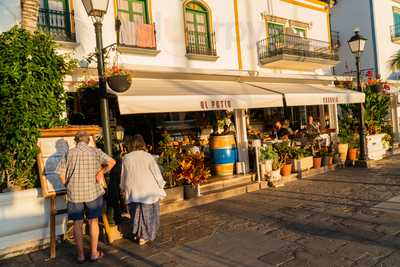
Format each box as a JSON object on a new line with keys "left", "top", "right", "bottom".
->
{"left": 71, "top": 0, "right": 239, "bottom": 71}
{"left": 331, "top": 0, "right": 400, "bottom": 80}
{"left": 371, "top": 0, "right": 400, "bottom": 80}
{"left": 331, "top": 0, "right": 376, "bottom": 76}
{"left": 237, "top": 0, "right": 332, "bottom": 75}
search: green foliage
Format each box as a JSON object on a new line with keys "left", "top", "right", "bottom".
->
{"left": 273, "top": 141, "right": 293, "bottom": 164}
{"left": 291, "top": 147, "right": 312, "bottom": 159}
{"left": 0, "top": 26, "right": 76, "bottom": 191}
{"left": 158, "top": 135, "right": 181, "bottom": 188}
{"left": 364, "top": 86, "right": 390, "bottom": 135}
{"left": 259, "top": 145, "right": 278, "bottom": 161}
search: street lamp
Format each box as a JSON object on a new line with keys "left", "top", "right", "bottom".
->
{"left": 82, "top": 0, "right": 112, "bottom": 156}
{"left": 348, "top": 29, "right": 367, "bottom": 162}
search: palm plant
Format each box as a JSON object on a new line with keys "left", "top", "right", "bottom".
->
{"left": 389, "top": 50, "right": 400, "bottom": 71}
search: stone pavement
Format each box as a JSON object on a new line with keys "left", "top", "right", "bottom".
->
{"left": 3, "top": 156, "right": 400, "bottom": 266}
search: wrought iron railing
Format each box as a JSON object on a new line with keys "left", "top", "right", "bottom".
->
{"left": 331, "top": 31, "right": 340, "bottom": 49}
{"left": 38, "top": 8, "right": 75, "bottom": 42}
{"left": 390, "top": 24, "right": 400, "bottom": 41}
{"left": 185, "top": 30, "right": 217, "bottom": 56}
{"left": 257, "top": 34, "right": 339, "bottom": 63}
{"left": 116, "top": 19, "right": 157, "bottom": 49}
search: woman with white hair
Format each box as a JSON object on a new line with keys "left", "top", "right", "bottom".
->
{"left": 120, "top": 134, "right": 166, "bottom": 245}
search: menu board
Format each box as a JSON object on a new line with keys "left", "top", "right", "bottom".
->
{"left": 36, "top": 127, "right": 99, "bottom": 198}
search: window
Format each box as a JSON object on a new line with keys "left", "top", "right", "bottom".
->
{"left": 38, "top": 0, "right": 75, "bottom": 42}
{"left": 394, "top": 10, "right": 400, "bottom": 37}
{"left": 118, "top": 0, "right": 149, "bottom": 24}
{"left": 184, "top": 1, "right": 216, "bottom": 56}
{"left": 293, "top": 27, "right": 306, "bottom": 38}
{"left": 267, "top": 22, "right": 284, "bottom": 37}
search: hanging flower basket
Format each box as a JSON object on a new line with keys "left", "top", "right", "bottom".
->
{"left": 107, "top": 74, "right": 131, "bottom": 92}
{"left": 106, "top": 65, "right": 132, "bottom": 93}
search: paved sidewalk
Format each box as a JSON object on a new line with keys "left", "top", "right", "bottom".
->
{"left": 3, "top": 157, "right": 400, "bottom": 266}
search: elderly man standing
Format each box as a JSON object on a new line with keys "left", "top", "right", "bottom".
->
{"left": 57, "top": 131, "right": 115, "bottom": 263}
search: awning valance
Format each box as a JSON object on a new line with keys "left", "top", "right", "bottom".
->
{"left": 247, "top": 83, "right": 365, "bottom": 106}
{"left": 117, "top": 79, "right": 283, "bottom": 114}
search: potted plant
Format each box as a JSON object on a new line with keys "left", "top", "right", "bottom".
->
{"left": 348, "top": 136, "right": 359, "bottom": 161}
{"left": 106, "top": 65, "right": 132, "bottom": 93}
{"left": 158, "top": 135, "right": 184, "bottom": 203}
{"left": 321, "top": 150, "right": 330, "bottom": 167}
{"left": 291, "top": 147, "right": 313, "bottom": 173}
{"left": 274, "top": 142, "right": 292, "bottom": 177}
{"left": 259, "top": 145, "right": 278, "bottom": 180}
{"left": 176, "top": 151, "right": 211, "bottom": 199}
{"left": 267, "top": 158, "right": 283, "bottom": 185}
{"left": 312, "top": 145, "right": 322, "bottom": 169}
{"left": 210, "top": 111, "right": 237, "bottom": 176}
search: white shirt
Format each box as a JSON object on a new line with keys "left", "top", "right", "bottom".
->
{"left": 120, "top": 150, "right": 166, "bottom": 204}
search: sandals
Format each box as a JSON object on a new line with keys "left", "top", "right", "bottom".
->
{"left": 90, "top": 250, "right": 104, "bottom": 262}
{"left": 138, "top": 239, "right": 149, "bottom": 246}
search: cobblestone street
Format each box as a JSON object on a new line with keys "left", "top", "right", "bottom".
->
{"left": 3, "top": 157, "right": 400, "bottom": 267}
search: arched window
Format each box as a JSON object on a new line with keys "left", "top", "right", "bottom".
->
{"left": 184, "top": 1, "right": 216, "bottom": 56}
{"left": 117, "top": 0, "right": 149, "bottom": 24}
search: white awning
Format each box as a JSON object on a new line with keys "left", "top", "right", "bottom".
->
{"left": 117, "top": 79, "right": 283, "bottom": 114}
{"left": 247, "top": 83, "right": 365, "bottom": 106}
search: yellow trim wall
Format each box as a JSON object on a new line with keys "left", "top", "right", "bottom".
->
{"left": 233, "top": 0, "right": 243, "bottom": 70}
{"left": 280, "top": 0, "right": 326, "bottom": 12}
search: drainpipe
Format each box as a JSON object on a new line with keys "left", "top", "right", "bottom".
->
{"left": 369, "top": 0, "right": 379, "bottom": 76}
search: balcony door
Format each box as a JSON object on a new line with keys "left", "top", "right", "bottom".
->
{"left": 185, "top": 3, "right": 211, "bottom": 53}
{"left": 267, "top": 22, "right": 284, "bottom": 50}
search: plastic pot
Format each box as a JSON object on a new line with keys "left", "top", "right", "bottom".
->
{"left": 313, "top": 157, "right": 322, "bottom": 169}
{"left": 107, "top": 74, "right": 131, "bottom": 93}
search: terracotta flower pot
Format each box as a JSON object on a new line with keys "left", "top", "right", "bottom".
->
{"left": 328, "top": 156, "right": 334, "bottom": 166}
{"left": 348, "top": 148, "right": 358, "bottom": 161}
{"left": 281, "top": 163, "right": 292, "bottom": 177}
{"left": 313, "top": 157, "right": 322, "bottom": 169}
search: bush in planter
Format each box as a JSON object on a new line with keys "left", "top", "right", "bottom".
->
{"left": 176, "top": 151, "right": 211, "bottom": 187}
{"left": 0, "top": 27, "right": 76, "bottom": 191}
{"left": 273, "top": 142, "right": 293, "bottom": 176}
{"left": 158, "top": 134, "right": 181, "bottom": 188}
{"left": 291, "top": 147, "right": 313, "bottom": 172}
{"left": 259, "top": 145, "right": 278, "bottom": 179}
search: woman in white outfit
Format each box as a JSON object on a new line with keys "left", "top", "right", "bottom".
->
{"left": 120, "top": 134, "right": 166, "bottom": 245}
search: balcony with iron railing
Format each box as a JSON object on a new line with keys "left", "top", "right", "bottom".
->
{"left": 331, "top": 31, "right": 340, "bottom": 49}
{"left": 38, "top": 8, "right": 76, "bottom": 42}
{"left": 116, "top": 18, "right": 159, "bottom": 55}
{"left": 257, "top": 34, "right": 339, "bottom": 70}
{"left": 390, "top": 24, "right": 400, "bottom": 43}
{"left": 185, "top": 30, "right": 218, "bottom": 60}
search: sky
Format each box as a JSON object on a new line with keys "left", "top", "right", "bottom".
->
{"left": 0, "top": 0, "right": 21, "bottom": 32}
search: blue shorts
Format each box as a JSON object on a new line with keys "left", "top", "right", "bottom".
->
{"left": 68, "top": 196, "right": 103, "bottom": 221}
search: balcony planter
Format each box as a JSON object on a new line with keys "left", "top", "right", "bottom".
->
{"left": 106, "top": 75, "right": 131, "bottom": 93}
{"left": 292, "top": 156, "right": 313, "bottom": 173}
{"left": 313, "top": 157, "right": 322, "bottom": 169}
{"left": 367, "top": 134, "right": 388, "bottom": 160}
{"left": 162, "top": 186, "right": 184, "bottom": 203}
{"left": 184, "top": 185, "right": 201, "bottom": 199}
{"left": 0, "top": 189, "right": 67, "bottom": 258}
{"left": 260, "top": 160, "right": 273, "bottom": 180}
{"left": 267, "top": 169, "right": 282, "bottom": 183}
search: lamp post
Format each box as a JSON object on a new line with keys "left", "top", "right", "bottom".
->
{"left": 348, "top": 29, "right": 367, "bottom": 162}
{"left": 82, "top": 0, "right": 113, "bottom": 156}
